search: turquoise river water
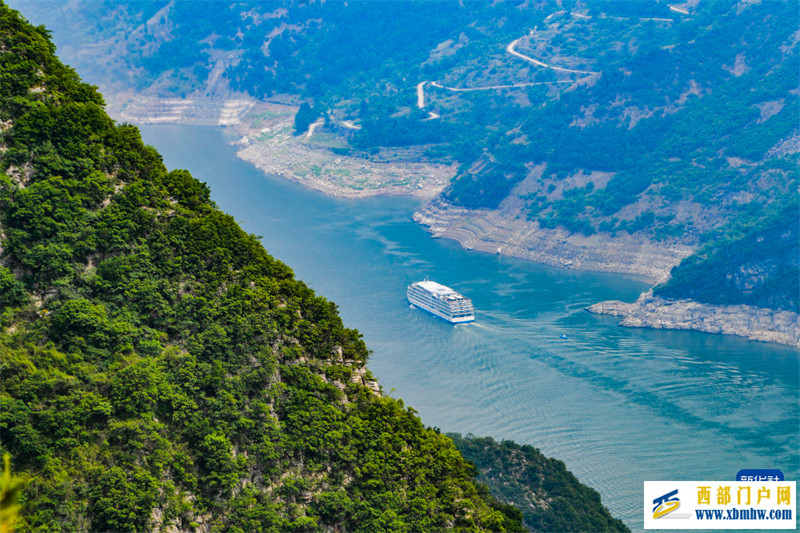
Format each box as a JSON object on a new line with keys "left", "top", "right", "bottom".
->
{"left": 140, "top": 125, "right": 799, "bottom": 531}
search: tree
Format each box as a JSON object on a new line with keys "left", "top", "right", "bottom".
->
{"left": 293, "top": 102, "right": 320, "bottom": 136}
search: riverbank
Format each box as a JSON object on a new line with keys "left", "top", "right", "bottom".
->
{"left": 106, "top": 94, "right": 453, "bottom": 200}
{"left": 414, "top": 198, "right": 694, "bottom": 283}
{"left": 587, "top": 291, "right": 800, "bottom": 349}
{"left": 232, "top": 109, "right": 453, "bottom": 200}
{"left": 106, "top": 92, "right": 257, "bottom": 126}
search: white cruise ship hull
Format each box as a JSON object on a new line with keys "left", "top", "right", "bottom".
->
{"left": 409, "top": 302, "right": 475, "bottom": 323}
{"left": 407, "top": 280, "right": 475, "bottom": 324}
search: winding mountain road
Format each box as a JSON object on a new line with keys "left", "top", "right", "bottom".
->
{"left": 416, "top": 81, "right": 427, "bottom": 108}
{"left": 506, "top": 38, "right": 599, "bottom": 75}
{"left": 415, "top": 5, "right": 685, "bottom": 114}
{"left": 570, "top": 11, "right": 674, "bottom": 22}
{"left": 429, "top": 80, "right": 572, "bottom": 92}
{"left": 305, "top": 119, "right": 324, "bottom": 139}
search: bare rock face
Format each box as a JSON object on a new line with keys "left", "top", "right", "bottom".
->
{"left": 414, "top": 198, "right": 694, "bottom": 282}
{"left": 587, "top": 291, "right": 800, "bottom": 348}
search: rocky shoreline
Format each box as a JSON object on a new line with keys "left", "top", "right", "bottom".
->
{"left": 106, "top": 94, "right": 452, "bottom": 200}
{"left": 106, "top": 93, "right": 258, "bottom": 127}
{"left": 587, "top": 291, "right": 800, "bottom": 349}
{"left": 234, "top": 130, "right": 452, "bottom": 201}
{"left": 414, "top": 198, "right": 694, "bottom": 283}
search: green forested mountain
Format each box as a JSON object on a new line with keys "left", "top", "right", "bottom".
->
{"left": 11, "top": 0, "right": 798, "bottom": 314}
{"left": 655, "top": 199, "right": 799, "bottom": 312}
{"left": 0, "top": 3, "right": 634, "bottom": 531}
{"left": 0, "top": 4, "right": 552, "bottom": 531}
{"left": 448, "top": 434, "right": 628, "bottom": 533}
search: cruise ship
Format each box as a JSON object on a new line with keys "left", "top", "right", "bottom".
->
{"left": 407, "top": 279, "right": 475, "bottom": 323}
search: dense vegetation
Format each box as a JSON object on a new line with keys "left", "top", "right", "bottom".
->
{"left": 449, "top": 434, "right": 629, "bottom": 533}
{"left": 0, "top": 5, "right": 534, "bottom": 531}
{"left": 12, "top": 0, "right": 798, "bottom": 313}
{"left": 654, "top": 199, "right": 799, "bottom": 313}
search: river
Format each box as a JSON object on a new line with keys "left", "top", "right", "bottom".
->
{"left": 139, "top": 125, "right": 799, "bottom": 531}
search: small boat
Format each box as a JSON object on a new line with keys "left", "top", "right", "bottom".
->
{"left": 560, "top": 334, "right": 568, "bottom": 340}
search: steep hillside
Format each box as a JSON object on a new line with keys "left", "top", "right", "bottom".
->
{"left": 10, "top": 0, "right": 798, "bottom": 323}
{"left": 654, "top": 200, "right": 799, "bottom": 313}
{"left": 449, "top": 434, "right": 628, "bottom": 533}
{"left": 0, "top": 5, "right": 537, "bottom": 531}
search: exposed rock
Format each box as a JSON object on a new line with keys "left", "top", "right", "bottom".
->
{"left": 105, "top": 93, "right": 255, "bottom": 127}
{"left": 414, "top": 197, "right": 694, "bottom": 282}
{"left": 767, "top": 130, "right": 800, "bottom": 158}
{"left": 587, "top": 291, "right": 800, "bottom": 348}
{"left": 351, "top": 366, "right": 382, "bottom": 397}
